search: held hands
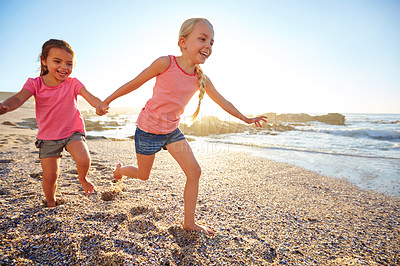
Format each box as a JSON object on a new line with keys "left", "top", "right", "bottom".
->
{"left": 96, "top": 102, "right": 109, "bottom": 116}
{"left": 0, "top": 103, "right": 9, "bottom": 115}
{"left": 245, "top": 115, "right": 268, "bottom": 127}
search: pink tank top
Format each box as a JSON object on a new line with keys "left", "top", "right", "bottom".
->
{"left": 136, "top": 55, "right": 199, "bottom": 134}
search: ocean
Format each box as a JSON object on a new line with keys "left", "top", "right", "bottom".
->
{"left": 86, "top": 113, "right": 400, "bottom": 198}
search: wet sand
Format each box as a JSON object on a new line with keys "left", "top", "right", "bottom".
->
{"left": 0, "top": 110, "right": 399, "bottom": 265}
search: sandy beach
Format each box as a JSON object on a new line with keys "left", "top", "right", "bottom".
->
{"left": 1, "top": 108, "right": 399, "bottom": 265}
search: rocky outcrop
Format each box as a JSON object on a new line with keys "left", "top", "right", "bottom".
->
{"left": 262, "top": 113, "right": 345, "bottom": 125}
{"left": 315, "top": 113, "right": 345, "bottom": 125}
{"left": 179, "top": 113, "right": 346, "bottom": 136}
{"left": 179, "top": 116, "right": 249, "bottom": 136}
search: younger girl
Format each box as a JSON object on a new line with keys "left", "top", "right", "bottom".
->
{"left": 97, "top": 18, "right": 267, "bottom": 235}
{"left": 0, "top": 39, "right": 102, "bottom": 207}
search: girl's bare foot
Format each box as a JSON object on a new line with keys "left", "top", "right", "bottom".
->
{"left": 183, "top": 223, "right": 215, "bottom": 236}
{"left": 45, "top": 198, "right": 66, "bottom": 207}
{"left": 114, "top": 163, "right": 123, "bottom": 180}
{"left": 82, "top": 180, "right": 95, "bottom": 195}
{"left": 46, "top": 201, "right": 56, "bottom": 208}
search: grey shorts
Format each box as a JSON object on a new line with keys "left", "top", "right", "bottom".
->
{"left": 35, "top": 132, "right": 86, "bottom": 159}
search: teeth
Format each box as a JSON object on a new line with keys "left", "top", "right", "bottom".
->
{"left": 200, "top": 52, "right": 209, "bottom": 58}
{"left": 57, "top": 71, "right": 67, "bottom": 77}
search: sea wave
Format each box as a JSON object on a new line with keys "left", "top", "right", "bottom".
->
{"left": 371, "top": 119, "right": 400, "bottom": 125}
{"left": 204, "top": 139, "right": 400, "bottom": 160}
{"left": 299, "top": 127, "right": 400, "bottom": 141}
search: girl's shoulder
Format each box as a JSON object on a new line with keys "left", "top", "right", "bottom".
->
{"left": 23, "top": 76, "right": 42, "bottom": 89}
{"left": 150, "top": 56, "right": 172, "bottom": 75}
{"left": 68, "top": 77, "right": 83, "bottom": 86}
{"left": 156, "top": 55, "right": 171, "bottom": 63}
{"left": 154, "top": 56, "right": 171, "bottom": 68}
{"left": 27, "top": 76, "right": 42, "bottom": 83}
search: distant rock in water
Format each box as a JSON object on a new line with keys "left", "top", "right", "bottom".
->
{"left": 316, "top": 113, "right": 345, "bottom": 125}
{"left": 179, "top": 113, "right": 345, "bottom": 136}
{"left": 265, "top": 113, "right": 345, "bottom": 125}
{"left": 179, "top": 115, "right": 296, "bottom": 136}
{"left": 84, "top": 119, "right": 121, "bottom": 131}
{"left": 179, "top": 116, "right": 249, "bottom": 136}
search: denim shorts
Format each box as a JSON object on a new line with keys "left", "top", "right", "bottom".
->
{"left": 35, "top": 132, "right": 86, "bottom": 159}
{"left": 134, "top": 126, "right": 186, "bottom": 155}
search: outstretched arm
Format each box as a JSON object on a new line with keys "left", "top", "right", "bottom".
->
{"left": 0, "top": 89, "right": 32, "bottom": 115}
{"left": 97, "top": 56, "right": 170, "bottom": 115}
{"left": 204, "top": 76, "right": 267, "bottom": 127}
{"left": 80, "top": 87, "right": 102, "bottom": 109}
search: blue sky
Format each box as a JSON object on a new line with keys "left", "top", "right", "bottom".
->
{"left": 0, "top": 0, "right": 399, "bottom": 116}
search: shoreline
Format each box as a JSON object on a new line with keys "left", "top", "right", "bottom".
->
{"left": 1, "top": 107, "right": 400, "bottom": 264}
{"left": 1, "top": 109, "right": 399, "bottom": 199}
{"left": 1, "top": 128, "right": 400, "bottom": 264}
{"left": 190, "top": 139, "right": 400, "bottom": 199}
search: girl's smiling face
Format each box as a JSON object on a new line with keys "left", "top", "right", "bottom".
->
{"left": 41, "top": 47, "right": 73, "bottom": 86}
{"left": 180, "top": 21, "right": 214, "bottom": 65}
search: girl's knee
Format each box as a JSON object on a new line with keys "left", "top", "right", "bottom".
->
{"left": 195, "top": 165, "right": 201, "bottom": 177}
{"left": 138, "top": 171, "right": 151, "bottom": 181}
{"left": 68, "top": 141, "right": 91, "bottom": 165}
{"left": 43, "top": 173, "right": 58, "bottom": 184}
{"left": 75, "top": 155, "right": 91, "bottom": 168}
{"left": 139, "top": 174, "right": 150, "bottom": 181}
{"left": 189, "top": 164, "right": 201, "bottom": 180}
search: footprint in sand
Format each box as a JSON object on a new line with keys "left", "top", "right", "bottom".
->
{"left": 30, "top": 172, "right": 42, "bottom": 179}
{"left": 128, "top": 219, "right": 158, "bottom": 234}
{"left": 130, "top": 206, "right": 150, "bottom": 216}
{"left": 0, "top": 159, "right": 14, "bottom": 164}
{"left": 0, "top": 188, "right": 10, "bottom": 195}
{"left": 101, "top": 189, "right": 121, "bottom": 201}
{"left": 168, "top": 226, "right": 199, "bottom": 247}
{"left": 91, "top": 161, "right": 109, "bottom": 171}
{"left": 66, "top": 169, "right": 79, "bottom": 175}
{"left": 83, "top": 212, "right": 128, "bottom": 223}
{"left": 1, "top": 121, "right": 16, "bottom": 126}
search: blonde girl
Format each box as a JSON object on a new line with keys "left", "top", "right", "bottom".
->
{"left": 0, "top": 39, "right": 102, "bottom": 207}
{"left": 97, "top": 18, "right": 267, "bottom": 235}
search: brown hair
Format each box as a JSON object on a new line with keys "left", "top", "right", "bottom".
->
{"left": 40, "top": 39, "right": 75, "bottom": 76}
{"left": 178, "top": 18, "right": 213, "bottom": 122}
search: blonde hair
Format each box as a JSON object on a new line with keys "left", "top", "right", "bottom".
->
{"left": 178, "top": 18, "right": 213, "bottom": 122}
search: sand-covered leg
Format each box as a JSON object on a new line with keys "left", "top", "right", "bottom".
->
{"left": 114, "top": 154, "right": 155, "bottom": 181}
{"left": 66, "top": 140, "right": 95, "bottom": 195}
{"left": 166, "top": 139, "right": 214, "bottom": 235}
{"left": 41, "top": 156, "right": 60, "bottom": 207}
{"left": 113, "top": 163, "right": 123, "bottom": 180}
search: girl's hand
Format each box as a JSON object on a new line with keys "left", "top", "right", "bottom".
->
{"left": 0, "top": 103, "right": 9, "bottom": 115}
{"left": 245, "top": 115, "right": 267, "bottom": 127}
{"left": 96, "top": 103, "right": 109, "bottom": 116}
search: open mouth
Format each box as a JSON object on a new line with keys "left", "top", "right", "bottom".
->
{"left": 200, "top": 51, "right": 209, "bottom": 59}
{"left": 57, "top": 70, "right": 68, "bottom": 78}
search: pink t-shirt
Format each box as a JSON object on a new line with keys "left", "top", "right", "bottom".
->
{"left": 136, "top": 55, "right": 199, "bottom": 134}
{"left": 23, "top": 76, "right": 85, "bottom": 140}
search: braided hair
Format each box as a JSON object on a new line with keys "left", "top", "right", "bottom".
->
{"left": 178, "top": 18, "right": 213, "bottom": 122}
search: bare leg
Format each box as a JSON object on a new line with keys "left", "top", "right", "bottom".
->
{"left": 166, "top": 139, "right": 214, "bottom": 235}
{"left": 66, "top": 140, "right": 95, "bottom": 195}
{"left": 114, "top": 153, "right": 155, "bottom": 181}
{"left": 41, "top": 156, "right": 60, "bottom": 207}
